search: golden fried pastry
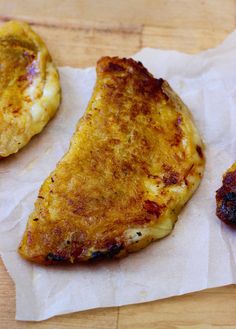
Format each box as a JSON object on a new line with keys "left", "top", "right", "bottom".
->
{"left": 18, "top": 57, "right": 205, "bottom": 264}
{"left": 216, "top": 162, "right": 236, "bottom": 226}
{"left": 0, "top": 20, "right": 60, "bottom": 157}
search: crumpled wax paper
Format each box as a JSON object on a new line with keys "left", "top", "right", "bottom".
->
{"left": 1, "top": 30, "right": 236, "bottom": 321}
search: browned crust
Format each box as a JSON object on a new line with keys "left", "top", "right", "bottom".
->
{"left": 97, "top": 56, "right": 165, "bottom": 100}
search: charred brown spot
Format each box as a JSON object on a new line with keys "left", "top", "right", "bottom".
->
{"left": 196, "top": 145, "right": 204, "bottom": 159}
{"left": 163, "top": 171, "right": 180, "bottom": 186}
{"left": 162, "top": 164, "right": 172, "bottom": 171}
{"left": 106, "top": 62, "right": 125, "bottom": 72}
{"left": 130, "top": 103, "right": 150, "bottom": 119}
{"left": 133, "top": 217, "right": 152, "bottom": 225}
{"left": 144, "top": 200, "right": 161, "bottom": 217}
{"left": 46, "top": 253, "right": 66, "bottom": 262}
{"left": 38, "top": 196, "right": 44, "bottom": 199}
{"left": 70, "top": 243, "right": 83, "bottom": 261}
{"left": 184, "top": 177, "right": 189, "bottom": 186}
{"left": 91, "top": 243, "right": 123, "bottom": 261}
{"left": 12, "top": 108, "right": 20, "bottom": 114}
{"left": 17, "top": 74, "right": 27, "bottom": 82}
{"left": 140, "top": 137, "right": 151, "bottom": 150}
{"left": 68, "top": 199, "right": 85, "bottom": 215}
{"left": 134, "top": 77, "right": 164, "bottom": 98}
{"left": 155, "top": 78, "right": 164, "bottom": 90}
{"left": 53, "top": 226, "right": 62, "bottom": 236}
{"left": 33, "top": 218, "right": 39, "bottom": 222}
{"left": 170, "top": 116, "right": 182, "bottom": 146}
{"left": 121, "top": 161, "right": 133, "bottom": 175}
{"left": 216, "top": 170, "right": 236, "bottom": 226}
{"left": 99, "top": 57, "right": 149, "bottom": 76}
{"left": 170, "top": 117, "right": 183, "bottom": 146}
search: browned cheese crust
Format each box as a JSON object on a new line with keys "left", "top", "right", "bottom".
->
{"left": 216, "top": 162, "right": 236, "bottom": 226}
{"left": 18, "top": 57, "right": 205, "bottom": 264}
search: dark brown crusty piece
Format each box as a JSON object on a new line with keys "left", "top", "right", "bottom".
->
{"left": 216, "top": 163, "right": 236, "bottom": 226}
{"left": 18, "top": 56, "right": 205, "bottom": 265}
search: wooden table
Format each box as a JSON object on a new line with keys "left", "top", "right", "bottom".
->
{"left": 1, "top": 1, "right": 236, "bottom": 328}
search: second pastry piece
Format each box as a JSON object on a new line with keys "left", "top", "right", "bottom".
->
{"left": 0, "top": 21, "right": 60, "bottom": 157}
{"left": 19, "top": 57, "right": 205, "bottom": 264}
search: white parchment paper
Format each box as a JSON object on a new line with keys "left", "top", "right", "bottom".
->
{"left": 1, "top": 30, "right": 236, "bottom": 321}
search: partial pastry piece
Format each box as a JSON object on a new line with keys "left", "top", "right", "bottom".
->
{"left": 18, "top": 57, "right": 205, "bottom": 264}
{"left": 216, "top": 162, "right": 236, "bottom": 226}
{"left": 0, "top": 20, "right": 60, "bottom": 157}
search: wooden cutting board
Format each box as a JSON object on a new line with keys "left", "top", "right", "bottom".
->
{"left": 1, "top": 1, "right": 236, "bottom": 328}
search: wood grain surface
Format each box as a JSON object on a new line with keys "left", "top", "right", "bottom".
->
{"left": 0, "top": 0, "right": 236, "bottom": 328}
